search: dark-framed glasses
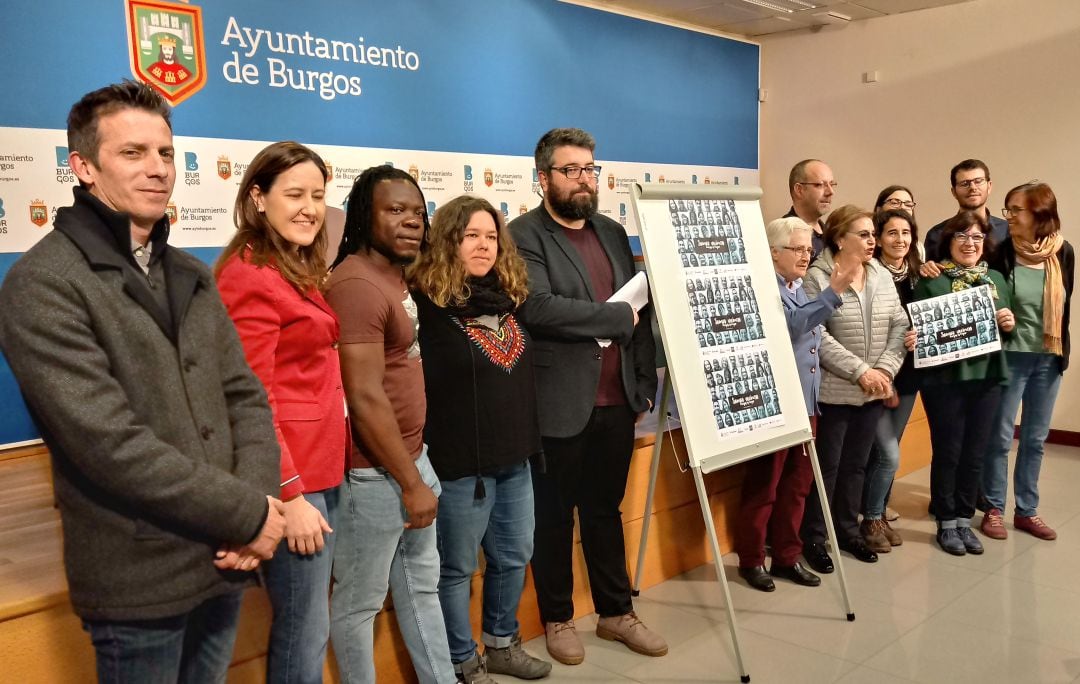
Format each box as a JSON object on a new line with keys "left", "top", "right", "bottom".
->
{"left": 1002, "top": 207, "right": 1029, "bottom": 218}
{"left": 955, "top": 177, "right": 987, "bottom": 189}
{"left": 550, "top": 165, "right": 602, "bottom": 180}
{"left": 884, "top": 198, "right": 917, "bottom": 209}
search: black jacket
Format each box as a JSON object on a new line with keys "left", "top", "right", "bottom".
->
{"left": 510, "top": 204, "right": 657, "bottom": 438}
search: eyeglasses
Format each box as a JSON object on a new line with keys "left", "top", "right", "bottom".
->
{"left": 847, "top": 230, "right": 875, "bottom": 242}
{"left": 550, "top": 165, "right": 602, "bottom": 180}
{"left": 781, "top": 246, "right": 813, "bottom": 256}
{"left": 1002, "top": 207, "right": 1029, "bottom": 218}
{"left": 955, "top": 177, "right": 988, "bottom": 189}
{"left": 883, "top": 198, "right": 917, "bottom": 209}
{"left": 953, "top": 233, "right": 985, "bottom": 244}
{"left": 796, "top": 181, "right": 838, "bottom": 191}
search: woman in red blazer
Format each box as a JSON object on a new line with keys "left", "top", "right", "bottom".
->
{"left": 215, "top": 141, "right": 346, "bottom": 684}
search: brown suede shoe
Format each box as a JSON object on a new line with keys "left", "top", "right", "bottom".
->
{"left": 860, "top": 519, "right": 892, "bottom": 553}
{"left": 596, "top": 612, "right": 668, "bottom": 657}
{"left": 544, "top": 620, "right": 584, "bottom": 665}
{"left": 881, "top": 519, "right": 903, "bottom": 546}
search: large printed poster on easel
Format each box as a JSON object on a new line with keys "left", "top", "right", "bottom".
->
{"left": 632, "top": 185, "right": 811, "bottom": 474}
{"left": 673, "top": 198, "right": 784, "bottom": 437}
{"left": 630, "top": 184, "right": 855, "bottom": 683}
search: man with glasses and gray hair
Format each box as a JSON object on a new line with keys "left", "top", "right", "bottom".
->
{"left": 509, "top": 128, "right": 663, "bottom": 667}
{"left": 923, "top": 159, "right": 1009, "bottom": 258}
{"left": 784, "top": 159, "right": 838, "bottom": 259}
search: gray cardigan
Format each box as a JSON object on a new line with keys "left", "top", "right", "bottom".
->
{"left": 803, "top": 249, "right": 909, "bottom": 406}
{"left": 0, "top": 188, "right": 279, "bottom": 621}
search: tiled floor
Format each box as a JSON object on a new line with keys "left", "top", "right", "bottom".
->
{"left": 510, "top": 443, "right": 1080, "bottom": 683}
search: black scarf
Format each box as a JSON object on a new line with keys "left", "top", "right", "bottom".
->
{"left": 446, "top": 272, "right": 515, "bottom": 318}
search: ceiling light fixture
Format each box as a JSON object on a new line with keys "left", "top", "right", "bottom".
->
{"left": 737, "top": 0, "right": 795, "bottom": 13}
{"left": 787, "top": 0, "right": 820, "bottom": 8}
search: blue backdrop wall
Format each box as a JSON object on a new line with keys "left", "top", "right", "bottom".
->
{"left": 0, "top": 0, "right": 759, "bottom": 446}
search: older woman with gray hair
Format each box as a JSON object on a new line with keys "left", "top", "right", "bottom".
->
{"left": 734, "top": 217, "right": 855, "bottom": 592}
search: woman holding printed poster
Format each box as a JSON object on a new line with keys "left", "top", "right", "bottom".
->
{"left": 909, "top": 210, "right": 1013, "bottom": 556}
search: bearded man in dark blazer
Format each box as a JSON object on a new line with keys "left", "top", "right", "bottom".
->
{"left": 509, "top": 128, "right": 662, "bottom": 667}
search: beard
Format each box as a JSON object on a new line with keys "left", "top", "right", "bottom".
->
{"left": 547, "top": 183, "right": 598, "bottom": 221}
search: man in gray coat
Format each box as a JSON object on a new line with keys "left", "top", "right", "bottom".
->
{"left": 0, "top": 81, "right": 284, "bottom": 682}
{"left": 509, "top": 128, "right": 662, "bottom": 666}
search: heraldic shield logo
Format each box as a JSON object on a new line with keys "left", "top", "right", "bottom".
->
{"left": 126, "top": 0, "right": 207, "bottom": 105}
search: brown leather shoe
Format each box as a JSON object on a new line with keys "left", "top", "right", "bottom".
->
{"left": 596, "top": 612, "right": 668, "bottom": 657}
{"left": 544, "top": 620, "right": 584, "bottom": 665}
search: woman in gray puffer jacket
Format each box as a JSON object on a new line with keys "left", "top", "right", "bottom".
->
{"left": 799, "top": 205, "right": 909, "bottom": 573}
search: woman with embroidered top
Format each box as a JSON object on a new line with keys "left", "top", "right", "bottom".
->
{"left": 734, "top": 217, "right": 855, "bottom": 592}
{"left": 909, "top": 210, "right": 1014, "bottom": 556}
{"left": 800, "top": 205, "right": 908, "bottom": 572}
{"left": 215, "top": 141, "right": 347, "bottom": 683}
{"left": 408, "top": 195, "right": 551, "bottom": 684}
{"left": 859, "top": 208, "right": 922, "bottom": 552}
{"left": 980, "top": 182, "right": 1074, "bottom": 542}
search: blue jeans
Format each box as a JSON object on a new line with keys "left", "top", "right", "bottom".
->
{"left": 84, "top": 589, "right": 243, "bottom": 684}
{"left": 329, "top": 448, "right": 454, "bottom": 684}
{"left": 983, "top": 352, "right": 1063, "bottom": 517}
{"left": 863, "top": 392, "right": 918, "bottom": 519}
{"left": 263, "top": 487, "right": 339, "bottom": 684}
{"left": 436, "top": 461, "right": 534, "bottom": 664}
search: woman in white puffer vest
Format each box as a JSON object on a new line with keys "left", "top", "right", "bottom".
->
{"left": 799, "top": 205, "right": 910, "bottom": 574}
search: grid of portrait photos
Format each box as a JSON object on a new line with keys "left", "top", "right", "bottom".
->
{"left": 669, "top": 198, "right": 784, "bottom": 437}
{"left": 687, "top": 273, "right": 764, "bottom": 348}
{"left": 908, "top": 284, "right": 1000, "bottom": 368}
{"left": 702, "top": 350, "right": 784, "bottom": 434}
{"left": 670, "top": 198, "right": 747, "bottom": 268}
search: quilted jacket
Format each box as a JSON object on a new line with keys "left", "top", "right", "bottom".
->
{"left": 803, "top": 249, "right": 910, "bottom": 406}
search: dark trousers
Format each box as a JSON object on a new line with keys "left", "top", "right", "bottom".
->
{"left": 735, "top": 416, "right": 817, "bottom": 567}
{"left": 924, "top": 382, "right": 1003, "bottom": 522}
{"left": 801, "top": 401, "right": 884, "bottom": 546}
{"left": 531, "top": 405, "right": 635, "bottom": 623}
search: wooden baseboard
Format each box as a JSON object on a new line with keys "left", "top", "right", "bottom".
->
{"left": 1011, "top": 426, "right": 1080, "bottom": 447}
{"left": 1046, "top": 429, "right": 1080, "bottom": 447}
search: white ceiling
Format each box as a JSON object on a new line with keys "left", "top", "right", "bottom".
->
{"left": 570, "top": 0, "right": 975, "bottom": 37}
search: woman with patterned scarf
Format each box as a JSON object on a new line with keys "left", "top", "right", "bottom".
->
{"left": 980, "top": 182, "right": 1074, "bottom": 542}
{"left": 408, "top": 195, "right": 551, "bottom": 684}
{"left": 909, "top": 210, "right": 1015, "bottom": 556}
{"left": 860, "top": 208, "right": 923, "bottom": 552}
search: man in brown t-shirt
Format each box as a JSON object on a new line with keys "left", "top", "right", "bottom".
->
{"left": 325, "top": 165, "right": 454, "bottom": 684}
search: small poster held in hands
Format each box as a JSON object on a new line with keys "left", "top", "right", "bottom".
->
{"left": 908, "top": 285, "right": 1000, "bottom": 368}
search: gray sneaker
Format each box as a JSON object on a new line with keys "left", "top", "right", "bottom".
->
{"left": 957, "top": 527, "right": 984, "bottom": 555}
{"left": 937, "top": 527, "right": 966, "bottom": 556}
{"left": 455, "top": 652, "right": 497, "bottom": 684}
{"left": 485, "top": 632, "right": 552, "bottom": 680}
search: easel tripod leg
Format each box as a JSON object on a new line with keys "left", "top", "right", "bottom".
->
{"left": 806, "top": 439, "right": 856, "bottom": 620}
{"left": 631, "top": 374, "right": 671, "bottom": 596}
{"left": 693, "top": 466, "right": 751, "bottom": 681}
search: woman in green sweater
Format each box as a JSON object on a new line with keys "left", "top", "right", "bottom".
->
{"left": 909, "top": 210, "right": 1015, "bottom": 556}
